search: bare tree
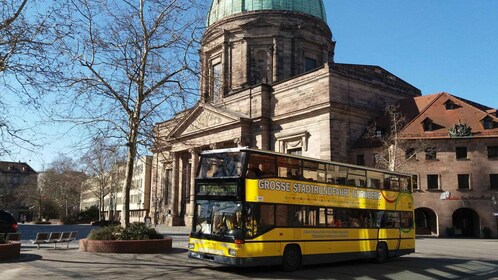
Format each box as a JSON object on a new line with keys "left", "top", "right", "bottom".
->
{"left": 46, "top": 0, "right": 205, "bottom": 227}
{"left": 367, "top": 104, "right": 434, "bottom": 172}
{"left": 42, "top": 154, "right": 87, "bottom": 219}
{"left": 0, "top": 0, "right": 28, "bottom": 73}
{"left": 0, "top": 0, "right": 68, "bottom": 156}
{"left": 0, "top": 0, "right": 30, "bottom": 156}
{"left": 81, "top": 138, "right": 125, "bottom": 220}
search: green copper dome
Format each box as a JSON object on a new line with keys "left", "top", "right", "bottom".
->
{"left": 207, "top": 0, "right": 327, "bottom": 26}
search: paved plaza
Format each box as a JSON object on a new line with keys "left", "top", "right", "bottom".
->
{"left": 1, "top": 224, "right": 498, "bottom": 279}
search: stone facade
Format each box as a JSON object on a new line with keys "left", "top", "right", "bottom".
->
{"left": 151, "top": 3, "right": 420, "bottom": 226}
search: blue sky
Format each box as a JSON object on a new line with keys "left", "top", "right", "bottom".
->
{"left": 326, "top": 1, "right": 498, "bottom": 108}
{"left": 4, "top": 0, "right": 498, "bottom": 171}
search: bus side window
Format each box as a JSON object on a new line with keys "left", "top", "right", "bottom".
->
{"left": 400, "top": 212, "right": 413, "bottom": 228}
{"left": 246, "top": 164, "right": 263, "bottom": 178}
{"left": 336, "top": 177, "right": 346, "bottom": 185}
{"left": 400, "top": 177, "right": 409, "bottom": 191}
{"left": 369, "top": 178, "right": 381, "bottom": 189}
{"left": 277, "top": 157, "right": 301, "bottom": 179}
{"left": 375, "top": 211, "right": 385, "bottom": 228}
{"left": 245, "top": 204, "right": 275, "bottom": 238}
{"left": 261, "top": 161, "right": 276, "bottom": 177}
{"left": 247, "top": 153, "right": 276, "bottom": 178}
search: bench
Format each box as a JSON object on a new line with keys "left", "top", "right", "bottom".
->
{"left": 32, "top": 231, "right": 78, "bottom": 249}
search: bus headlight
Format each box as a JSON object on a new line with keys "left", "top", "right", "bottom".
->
{"left": 188, "top": 243, "right": 195, "bottom": 250}
{"left": 228, "top": 248, "right": 237, "bottom": 256}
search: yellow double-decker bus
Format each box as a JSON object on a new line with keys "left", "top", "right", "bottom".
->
{"left": 188, "top": 148, "right": 414, "bottom": 271}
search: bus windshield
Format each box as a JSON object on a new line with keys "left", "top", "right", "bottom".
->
{"left": 194, "top": 200, "right": 243, "bottom": 236}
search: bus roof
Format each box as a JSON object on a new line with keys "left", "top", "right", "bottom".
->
{"left": 200, "top": 147, "right": 414, "bottom": 177}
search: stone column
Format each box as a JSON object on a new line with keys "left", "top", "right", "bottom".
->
{"left": 177, "top": 154, "right": 185, "bottom": 218}
{"left": 186, "top": 148, "right": 199, "bottom": 226}
{"left": 272, "top": 37, "right": 278, "bottom": 82}
{"left": 267, "top": 45, "right": 274, "bottom": 83}
{"left": 169, "top": 152, "right": 179, "bottom": 225}
{"left": 200, "top": 49, "right": 208, "bottom": 102}
{"left": 222, "top": 32, "right": 230, "bottom": 94}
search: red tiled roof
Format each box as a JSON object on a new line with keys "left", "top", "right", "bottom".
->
{"left": 399, "top": 92, "right": 498, "bottom": 139}
{"left": 353, "top": 92, "right": 498, "bottom": 149}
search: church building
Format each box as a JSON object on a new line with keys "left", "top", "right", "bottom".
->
{"left": 150, "top": 0, "right": 420, "bottom": 226}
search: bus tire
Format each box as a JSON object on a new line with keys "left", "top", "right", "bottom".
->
{"left": 282, "top": 245, "right": 302, "bottom": 272}
{"left": 375, "top": 242, "right": 389, "bottom": 263}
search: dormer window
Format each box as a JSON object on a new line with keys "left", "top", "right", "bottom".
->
{"left": 482, "top": 117, "right": 493, "bottom": 130}
{"left": 444, "top": 100, "right": 455, "bottom": 110}
{"left": 423, "top": 118, "right": 434, "bottom": 131}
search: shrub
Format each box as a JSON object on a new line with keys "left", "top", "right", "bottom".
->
{"left": 60, "top": 214, "right": 79, "bottom": 224}
{"left": 88, "top": 225, "right": 123, "bottom": 240}
{"left": 87, "top": 222, "right": 163, "bottom": 240}
{"left": 121, "top": 223, "right": 163, "bottom": 240}
{"left": 78, "top": 206, "right": 99, "bottom": 223}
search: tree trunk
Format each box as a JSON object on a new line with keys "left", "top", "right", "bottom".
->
{"left": 121, "top": 113, "right": 140, "bottom": 228}
{"left": 388, "top": 144, "right": 395, "bottom": 172}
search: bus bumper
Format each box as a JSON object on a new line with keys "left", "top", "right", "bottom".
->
{"left": 188, "top": 251, "right": 278, "bottom": 267}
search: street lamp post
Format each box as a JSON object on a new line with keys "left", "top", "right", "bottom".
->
{"left": 138, "top": 198, "right": 142, "bottom": 222}
{"left": 109, "top": 193, "right": 114, "bottom": 222}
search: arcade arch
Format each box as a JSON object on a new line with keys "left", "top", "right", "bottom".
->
{"left": 452, "top": 208, "right": 480, "bottom": 237}
{"left": 415, "top": 207, "right": 438, "bottom": 236}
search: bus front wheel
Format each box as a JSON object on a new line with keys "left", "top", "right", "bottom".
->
{"left": 282, "top": 245, "right": 302, "bottom": 272}
{"left": 375, "top": 242, "right": 389, "bottom": 263}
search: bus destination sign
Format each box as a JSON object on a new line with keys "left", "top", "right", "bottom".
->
{"left": 197, "top": 183, "right": 238, "bottom": 196}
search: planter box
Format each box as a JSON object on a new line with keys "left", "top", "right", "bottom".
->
{"left": 79, "top": 237, "right": 173, "bottom": 254}
{"left": 0, "top": 242, "right": 21, "bottom": 260}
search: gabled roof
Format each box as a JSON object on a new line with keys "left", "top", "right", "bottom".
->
{"left": 0, "top": 161, "right": 37, "bottom": 174}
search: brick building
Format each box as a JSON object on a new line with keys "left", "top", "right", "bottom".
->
{"left": 352, "top": 92, "right": 498, "bottom": 237}
{"left": 151, "top": 0, "right": 420, "bottom": 226}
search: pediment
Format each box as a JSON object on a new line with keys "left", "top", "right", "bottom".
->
{"left": 169, "top": 103, "right": 247, "bottom": 138}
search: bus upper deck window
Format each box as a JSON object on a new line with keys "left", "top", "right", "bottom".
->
{"left": 247, "top": 153, "right": 276, "bottom": 178}
{"left": 246, "top": 164, "right": 263, "bottom": 178}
